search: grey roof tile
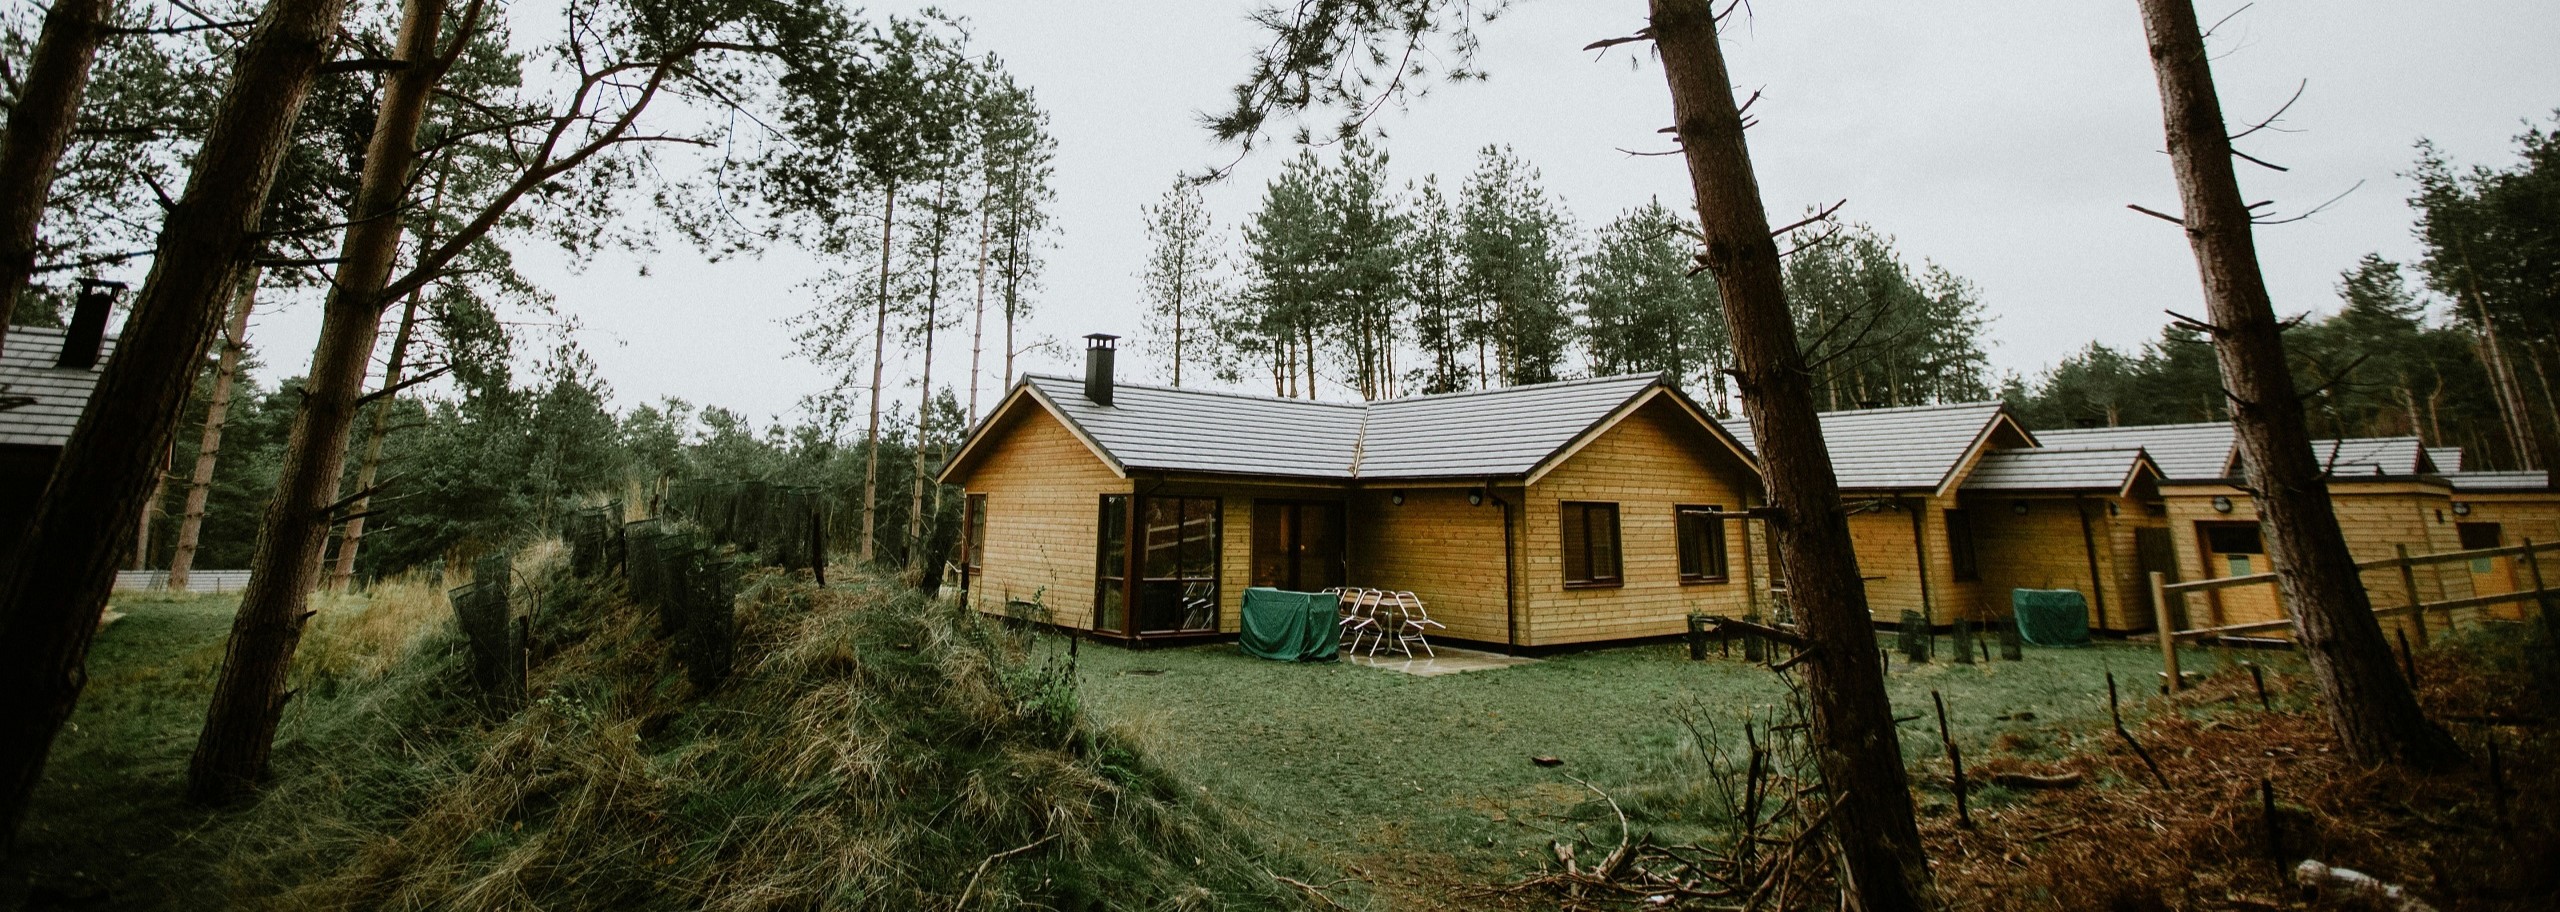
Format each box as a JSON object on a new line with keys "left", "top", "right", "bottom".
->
{"left": 1025, "top": 374, "right": 1363, "bottom": 478}
{"left": 0, "top": 327, "right": 115, "bottom": 448}
{"left": 1008, "top": 372, "right": 1729, "bottom": 482}
{"left": 1359, "top": 374, "right": 1669, "bottom": 479}
{"left": 1962, "top": 446, "right": 2152, "bottom": 493}
{"left": 1726, "top": 401, "right": 2016, "bottom": 492}
{"left": 2428, "top": 446, "right": 2465, "bottom": 473}
{"left": 2035, "top": 422, "right": 2235, "bottom": 480}
{"left": 2446, "top": 470, "right": 2552, "bottom": 492}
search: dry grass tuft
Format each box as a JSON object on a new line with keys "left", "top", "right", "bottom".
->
{"left": 214, "top": 567, "right": 1311, "bottom": 911}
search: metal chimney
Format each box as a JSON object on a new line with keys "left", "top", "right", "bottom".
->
{"left": 56, "top": 278, "right": 125, "bottom": 370}
{"left": 1082, "top": 333, "right": 1119, "bottom": 406}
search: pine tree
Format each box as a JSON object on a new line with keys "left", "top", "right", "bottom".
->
{"left": 1403, "top": 175, "right": 1471, "bottom": 394}
{"left": 1456, "top": 145, "right": 1573, "bottom": 387}
{"left": 1138, "top": 177, "right": 1225, "bottom": 387}
{"left": 1577, "top": 199, "right": 1729, "bottom": 399}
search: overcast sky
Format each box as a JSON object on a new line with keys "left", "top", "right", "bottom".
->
{"left": 230, "top": 0, "right": 2560, "bottom": 426}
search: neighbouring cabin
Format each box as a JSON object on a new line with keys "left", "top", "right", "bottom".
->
{"left": 1725, "top": 401, "right": 2169, "bottom": 629}
{"left": 2038, "top": 423, "right": 2560, "bottom": 632}
{"left": 1, "top": 294, "right": 120, "bottom": 555}
{"left": 1956, "top": 446, "right": 2168, "bottom": 633}
{"left": 937, "top": 336, "right": 1767, "bottom": 650}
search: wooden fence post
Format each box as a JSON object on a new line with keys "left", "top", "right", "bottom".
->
{"left": 2525, "top": 538, "right": 2554, "bottom": 638}
{"left": 2396, "top": 543, "right": 2428, "bottom": 645}
{"left": 2151, "top": 571, "right": 2180, "bottom": 694}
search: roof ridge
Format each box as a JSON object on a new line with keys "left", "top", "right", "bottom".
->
{"left": 1815, "top": 399, "right": 2004, "bottom": 417}
{"left": 1022, "top": 373, "right": 1368, "bottom": 410}
{"left": 1368, "top": 371, "right": 1663, "bottom": 405}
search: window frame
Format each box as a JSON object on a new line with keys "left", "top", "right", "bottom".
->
{"left": 1945, "top": 508, "right": 1981, "bottom": 582}
{"left": 1675, "top": 505, "right": 1730, "bottom": 584}
{"left": 1560, "top": 501, "right": 1624, "bottom": 589}
{"left": 963, "top": 493, "right": 988, "bottom": 573}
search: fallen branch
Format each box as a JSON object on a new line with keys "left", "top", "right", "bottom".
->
{"left": 954, "top": 832, "right": 1055, "bottom": 908}
{"left": 2295, "top": 860, "right": 2438, "bottom": 912}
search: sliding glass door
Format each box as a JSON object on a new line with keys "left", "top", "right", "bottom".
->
{"left": 1095, "top": 494, "right": 1223, "bottom": 638}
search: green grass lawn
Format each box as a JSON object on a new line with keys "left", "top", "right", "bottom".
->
{"left": 6, "top": 592, "right": 243, "bottom": 909}
{"left": 1065, "top": 632, "right": 2305, "bottom": 905}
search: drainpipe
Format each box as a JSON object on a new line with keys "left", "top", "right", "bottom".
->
{"left": 1489, "top": 485, "right": 1519, "bottom": 654}
{"left": 2075, "top": 495, "right": 2109, "bottom": 629}
{"left": 1907, "top": 496, "right": 1935, "bottom": 626}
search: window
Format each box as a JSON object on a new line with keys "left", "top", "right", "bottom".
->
{"left": 1095, "top": 495, "right": 1130, "bottom": 633}
{"left": 1945, "top": 509, "right": 1980, "bottom": 582}
{"left": 1677, "top": 506, "right": 1729, "bottom": 583}
{"left": 2202, "top": 523, "right": 2264, "bottom": 577}
{"left": 1561, "top": 502, "right": 1622, "bottom": 587}
{"left": 2459, "top": 522, "right": 2503, "bottom": 573}
{"left": 964, "top": 494, "right": 988, "bottom": 572}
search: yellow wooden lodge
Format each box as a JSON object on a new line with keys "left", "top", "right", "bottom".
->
{"left": 937, "top": 336, "right": 1767, "bottom": 650}
{"left": 941, "top": 336, "right": 2560, "bottom": 650}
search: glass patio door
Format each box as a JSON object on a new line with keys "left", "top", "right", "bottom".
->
{"left": 1251, "top": 500, "right": 1344, "bottom": 592}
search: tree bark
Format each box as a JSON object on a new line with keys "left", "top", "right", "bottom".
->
{"left": 860, "top": 183, "right": 897, "bottom": 564}
{"left": 0, "top": 0, "right": 351, "bottom": 850}
{"left": 1648, "top": 3, "right": 1937, "bottom": 907}
{"left": 2134, "top": 0, "right": 2461, "bottom": 770}
{"left": 188, "top": 0, "right": 450, "bottom": 804}
{"left": 0, "top": 0, "right": 112, "bottom": 344}
{"left": 169, "top": 267, "right": 262, "bottom": 590}
{"left": 325, "top": 291, "right": 423, "bottom": 592}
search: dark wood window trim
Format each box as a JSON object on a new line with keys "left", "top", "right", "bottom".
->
{"left": 1561, "top": 501, "right": 1623, "bottom": 588}
{"left": 1676, "top": 505, "right": 1730, "bottom": 584}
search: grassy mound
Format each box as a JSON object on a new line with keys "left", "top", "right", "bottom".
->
{"left": 13, "top": 563, "right": 1313, "bottom": 911}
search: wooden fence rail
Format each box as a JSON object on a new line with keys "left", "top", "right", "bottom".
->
{"left": 2147, "top": 536, "right": 2560, "bottom": 693}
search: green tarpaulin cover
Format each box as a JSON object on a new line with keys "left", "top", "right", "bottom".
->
{"left": 1239, "top": 587, "right": 1340, "bottom": 662}
{"left": 2012, "top": 588, "right": 2093, "bottom": 647}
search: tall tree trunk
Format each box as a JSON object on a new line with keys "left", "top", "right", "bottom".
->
{"left": 2135, "top": 0, "right": 2461, "bottom": 770}
{"left": 860, "top": 183, "right": 898, "bottom": 564}
{"left": 0, "top": 0, "right": 351, "bottom": 849}
{"left": 910, "top": 187, "right": 953, "bottom": 568}
{"left": 1649, "top": 3, "right": 1936, "bottom": 908}
{"left": 0, "top": 0, "right": 111, "bottom": 342}
{"left": 188, "top": 0, "right": 450, "bottom": 804}
{"left": 169, "top": 267, "right": 262, "bottom": 590}
{"left": 968, "top": 194, "right": 992, "bottom": 422}
{"left": 325, "top": 292, "right": 423, "bottom": 592}
{"left": 136, "top": 444, "right": 172, "bottom": 571}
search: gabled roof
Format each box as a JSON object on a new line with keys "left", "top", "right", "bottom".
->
{"left": 1725, "top": 400, "right": 2032, "bottom": 494}
{"left": 1019, "top": 373, "right": 1364, "bottom": 478}
{"left": 2301, "top": 436, "right": 2433, "bottom": 478}
{"left": 940, "top": 372, "right": 1756, "bottom": 484}
{"left": 2446, "top": 470, "right": 2552, "bottom": 493}
{"left": 1360, "top": 374, "right": 1682, "bottom": 479}
{"left": 0, "top": 327, "right": 117, "bottom": 448}
{"left": 1961, "top": 446, "right": 2161, "bottom": 497}
{"left": 2035, "top": 422, "right": 2235, "bottom": 480}
{"left": 2428, "top": 447, "right": 2465, "bottom": 473}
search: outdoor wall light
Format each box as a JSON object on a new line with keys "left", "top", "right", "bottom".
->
{"left": 2453, "top": 502, "right": 2472, "bottom": 517}
{"left": 2010, "top": 500, "right": 2030, "bottom": 515}
{"left": 1391, "top": 491, "right": 1406, "bottom": 506}
{"left": 1468, "top": 489, "right": 1485, "bottom": 506}
{"left": 2107, "top": 502, "right": 2120, "bottom": 517}
{"left": 2211, "top": 495, "right": 2234, "bottom": 513}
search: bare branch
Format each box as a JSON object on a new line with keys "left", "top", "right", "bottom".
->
{"left": 2126, "top": 203, "right": 2185, "bottom": 226}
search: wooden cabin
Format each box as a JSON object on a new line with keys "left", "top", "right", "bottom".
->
{"left": 1, "top": 298, "right": 119, "bottom": 555}
{"left": 1725, "top": 401, "right": 2147, "bottom": 628}
{"left": 936, "top": 336, "right": 1767, "bottom": 650}
{"left": 1955, "top": 446, "right": 2168, "bottom": 632}
{"left": 2042, "top": 424, "right": 2482, "bottom": 632}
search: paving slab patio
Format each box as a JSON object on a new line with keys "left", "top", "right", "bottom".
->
{"left": 1341, "top": 643, "right": 1538, "bottom": 676}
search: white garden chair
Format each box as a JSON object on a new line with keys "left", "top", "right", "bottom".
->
{"left": 1386, "top": 591, "right": 1443, "bottom": 657}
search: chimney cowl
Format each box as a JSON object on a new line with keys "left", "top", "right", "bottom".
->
{"left": 56, "top": 278, "right": 125, "bottom": 370}
{"left": 1082, "top": 334, "right": 1119, "bottom": 407}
